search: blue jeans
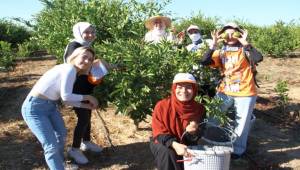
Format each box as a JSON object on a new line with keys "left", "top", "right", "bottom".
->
{"left": 21, "top": 96, "right": 67, "bottom": 170}
{"left": 216, "top": 92, "right": 257, "bottom": 155}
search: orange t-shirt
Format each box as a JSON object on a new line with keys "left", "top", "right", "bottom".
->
{"left": 210, "top": 47, "right": 257, "bottom": 96}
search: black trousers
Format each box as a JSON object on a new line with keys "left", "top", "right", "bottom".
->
{"left": 72, "top": 75, "right": 95, "bottom": 148}
{"left": 72, "top": 108, "right": 91, "bottom": 148}
{"left": 149, "top": 141, "right": 183, "bottom": 170}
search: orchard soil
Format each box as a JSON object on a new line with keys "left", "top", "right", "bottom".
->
{"left": 0, "top": 56, "right": 300, "bottom": 170}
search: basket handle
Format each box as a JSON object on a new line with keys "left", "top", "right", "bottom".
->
{"left": 180, "top": 119, "right": 209, "bottom": 141}
{"left": 181, "top": 119, "right": 238, "bottom": 146}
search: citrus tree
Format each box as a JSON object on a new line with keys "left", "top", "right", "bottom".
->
{"left": 93, "top": 40, "right": 222, "bottom": 124}
{"left": 34, "top": 0, "right": 171, "bottom": 61}
{"left": 0, "top": 19, "right": 32, "bottom": 47}
{"left": 0, "top": 41, "right": 14, "bottom": 70}
{"left": 252, "top": 21, "right": 299, "bottom": 56}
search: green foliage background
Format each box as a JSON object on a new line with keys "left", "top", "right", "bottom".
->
{"left": 0, "top": 19, "right": 32, "bottom": 47}
{"left": 0, "top": 41, "right": 14, "bottom": 70}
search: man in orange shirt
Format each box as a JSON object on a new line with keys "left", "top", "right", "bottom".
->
{"left": 201, "top": 22, "right": 263, "bottom": 159}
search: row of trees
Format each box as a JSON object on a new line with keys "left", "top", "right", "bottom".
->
{"left": 1, "top": 0, "right": 299, "bottom": 123}
{"left": 0, "top": 19, "right": 40, "bottom": 70}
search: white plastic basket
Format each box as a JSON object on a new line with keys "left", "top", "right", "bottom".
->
{"left": 184, "top": 145, "right": 232, "bottom": 170}
{"left": 182, "top": 120, "right": 236, "bottom": 170}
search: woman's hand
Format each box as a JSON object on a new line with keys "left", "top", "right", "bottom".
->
{"left": 171, "top": 141, "right": 194, "bottom": 157}
{"left": 185, "top": 121, "right": 198, "bottom": 135}
{"left": 83, "top": 95, "right": 99, "bottom": 109}
{"left": 176, "top": 30, "right": 185, "bottom": 42}
{"left": 80, "top": 103, "right": 95, "bottom": 110}
{"left": 210, "top": 29, "right": 221, "bottom": 48}
{"left": 237, "top": 29, "right": 249, "bottom": 46}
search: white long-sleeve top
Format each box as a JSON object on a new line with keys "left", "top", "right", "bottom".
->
{"left": 29, "top": 63, "right": 84, "bottom": 107}
{"left": 144, "top": 31, "right": 175, "bottom": 44}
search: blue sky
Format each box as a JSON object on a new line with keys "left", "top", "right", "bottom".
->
{"left": 0, "top": 0, "right": 299, "bottom": 26}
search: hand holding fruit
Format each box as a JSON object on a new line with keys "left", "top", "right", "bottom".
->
{"left": 185, "top": 121, "right": 198, "bottom": 135}
{"left": 219, "top": 31, "right": 239, "bottom": 42}
{"left": 236, "top": 29, "right": 249, "bottom": 46}
{"left": 232, "top": 31, "right": 241, "bottom": 39}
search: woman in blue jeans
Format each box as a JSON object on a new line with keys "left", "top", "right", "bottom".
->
{"left": 21, "top": 47, "right": 98, "bottom": 170}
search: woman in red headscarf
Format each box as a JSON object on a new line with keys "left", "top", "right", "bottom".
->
{"left": 150, "top": 73, "right": 205, "bottom": 170}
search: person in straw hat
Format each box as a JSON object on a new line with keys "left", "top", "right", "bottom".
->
{"left": 150, "top": 73, "right": 206, "bottom": 170}
{"left": 186, "top": 24, "right": 213, "bottom": 52}
{"left": 144, "top": 15, "right": 184, "bottom": 44}
{"left": 200, "top": 22, "right": 263, "bottom": 159}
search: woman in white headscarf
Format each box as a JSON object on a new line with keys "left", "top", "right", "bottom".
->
{"left": 63, "top": 22, "right": 105, "bottom": 165}
{"left": 63, "top": 22, "right": 96, "bottom": 62}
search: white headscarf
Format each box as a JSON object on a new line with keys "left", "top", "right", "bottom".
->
{"left": 72, "top": 22, "right": 94, "bottom": 46}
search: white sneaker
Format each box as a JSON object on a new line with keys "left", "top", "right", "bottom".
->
{"left": 64, "top": 162, "right": 79, "bottom": 170}
{"left": 67, "top": 147, "right": 89, "bottom": 164}
{"left": 80, "top": 141, "right": 103, "bottom": 153}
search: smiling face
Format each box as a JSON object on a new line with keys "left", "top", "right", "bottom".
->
{"left": 73, "top": 50, "right": 94, "bottom": 71}
{"left": 82, "top": 26, "right": 96, "bottom": 42}
{"left": 175, "top": 82, "right": 194, "bottom": 102}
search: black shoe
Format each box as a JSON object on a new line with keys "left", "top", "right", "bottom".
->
{"left": 231, "top": 153, "right": 242, "bottom": 160}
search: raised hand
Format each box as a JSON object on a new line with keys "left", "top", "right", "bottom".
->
{"left": 211, "top": 29, "right": 222, "bottom": 48}
{"left": 237, "top": 29, "right": 249, "bottom": 46}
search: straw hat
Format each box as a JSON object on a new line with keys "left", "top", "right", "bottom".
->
{"left": 145, "top": 15, "right": 171, "bottom": 30}
{"left": 219, "top": 22, "right": 243, "bottom": 34}
{"left": 173, "top": 73, "right": 196, "bottom": 84}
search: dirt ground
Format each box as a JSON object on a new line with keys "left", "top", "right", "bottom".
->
{"left": 0, "top": 56, "right": 300, "bottom": 170}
